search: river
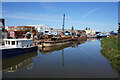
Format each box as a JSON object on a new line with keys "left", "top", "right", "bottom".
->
{"left": 2, "top": 38, "right": 119, "bottom": 78}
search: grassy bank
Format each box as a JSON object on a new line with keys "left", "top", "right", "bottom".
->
{"left": 100, "top": 34, "right": 120, "bottom": 73}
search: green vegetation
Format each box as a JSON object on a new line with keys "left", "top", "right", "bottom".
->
{"left": 118, "top": 27, "right": 120, "bottom": 33}
{"left": 100, "top": 34, "right": 120, "bottom": 73}
{"left": 25, "top": 29, "right": 30, "bottom": 32}
{"left": 71, "top": 26, "right": 74, "bottom": 30}
{"left": 51, "top": 28, "right": 53, "bottom": 30}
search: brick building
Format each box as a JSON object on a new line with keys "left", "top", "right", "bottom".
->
{"left": 8, "top": 26, "right": 35, "bottom": 38}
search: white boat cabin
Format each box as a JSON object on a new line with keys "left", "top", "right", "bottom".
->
{"left": 3, "top": 39, "right": 33, "bottom": 48}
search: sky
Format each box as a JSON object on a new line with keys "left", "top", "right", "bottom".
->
{"left": 2, "top": 2, "right": 118, "bottom": 32}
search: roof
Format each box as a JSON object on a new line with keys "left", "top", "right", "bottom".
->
{"left": 3, "top": 38, "right": 33, "bottom": 41}
{"left": 28, "top": 24, "right": 49, "bottom": 27}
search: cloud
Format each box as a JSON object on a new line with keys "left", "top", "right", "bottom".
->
{"left": 3, "top": 12, "right": 117, "bottom": 32}
{"left": 81, "top": 8, "right": 99, "bottom": 19}
{"left": 2, "top": 10, "right": 8, "bottom": 12}
{"left": 3, "top": 12, "right": 63, "bottom": 22}
{"left": 40, "top": 3, "right": 59, "bottom": 12}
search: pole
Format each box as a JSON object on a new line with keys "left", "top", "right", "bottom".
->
{"left": 62, "top": 14, "right": 65, "bottom": 32}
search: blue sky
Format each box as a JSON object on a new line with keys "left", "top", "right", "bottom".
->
{"left": 2, "top": 2, "right": 118, "bottom": 32}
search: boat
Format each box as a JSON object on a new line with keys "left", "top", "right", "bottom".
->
{"left": 97, "top": 33, "right": 107, "bottom": 38}
{"left": 0, "top": 38, "right": 38, "bottom": 59}
{"left": 87, "top": 34, "right": 97, "bottom": 38}
{"left": 39, "top": 42, "right": 73, "bottom": 54}
{"left": 42, "top": 36, "right": 73, "bottom": 47}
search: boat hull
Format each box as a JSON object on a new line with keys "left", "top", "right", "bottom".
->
{"left": 43, "top": 41, "right": 72, "bottom": 47}
{"left": 1, "top": 46, "right": 38, "bottom": 59}
{"left": 97, "top": 35, "right": 107, "bottom": 38}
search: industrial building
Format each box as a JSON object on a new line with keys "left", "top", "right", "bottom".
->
{"left": 8, "top": 26, "right": 35, "bottom": 38}
{"left": 28, "top": 24, "right": 51, "bottom": 35}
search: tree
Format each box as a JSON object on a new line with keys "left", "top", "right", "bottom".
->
{"left": 71, "top": 26, "right": 74, "bottom": 30}
{"left": 51, "top": 28, "right": 53, "bottom": 30}
{"left": 51, "top": 28, "right": 53, "bottom": 33}
{"left": 110, "top": 30, "right": 114, "bottom": 33}
{"left": 25, "top": 29, "right": 30, "bottom": 32}
{"left": 85, "top": 27, "right": 87, "bottom": 30}
{"left": 118, "top": 27, "right": 120, "bottom": 33}
{"left": 89, "top": 28, "right": 90, "bottom": 30}
{"left": 71, "top": 26, "right": 74, "bottom": 36}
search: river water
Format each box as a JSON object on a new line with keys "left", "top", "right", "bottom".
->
{"left": 2, "top": 38, "right": 119, "bottom": 78}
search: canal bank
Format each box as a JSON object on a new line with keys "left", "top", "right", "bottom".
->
{"left": 2, "top": 38, "right": 119, "bottom": 78}
{"left": 100, "top": 35, "right": 120, "bottom": 74}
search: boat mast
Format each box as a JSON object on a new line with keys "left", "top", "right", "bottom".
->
{"left": 62, "top": 14, "right": 65, "bottom": 32}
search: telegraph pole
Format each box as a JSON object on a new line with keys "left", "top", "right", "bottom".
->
{"left": 62, "top": 14, "right": 65, "bottom": 32}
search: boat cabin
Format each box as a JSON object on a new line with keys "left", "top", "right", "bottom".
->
{"left": 3, "top": 39, "right": 33, "bottom": 48}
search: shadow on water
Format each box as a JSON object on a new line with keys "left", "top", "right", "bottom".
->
{"left": 2, "top": 51, "right": 37, "bottom": 72}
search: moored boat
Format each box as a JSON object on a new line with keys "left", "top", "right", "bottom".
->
{"left": 97, "top": 33, "right": 107, "bottom": 38}
{"left": 1, "top": 38, "right": 38, "bottom": 59}
{"left": 39, "top": 41, "right": 73, "bottom": 54}
{"left": 42, "top": 36, "right": 73, "bottom": 47}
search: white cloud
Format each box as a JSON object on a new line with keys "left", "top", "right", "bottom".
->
{"left": 3, "top": 12, "right": 63, "bottom": 22}
{"left": 81, "top": 8, "right": 99, "bottom": 19}
{"left": 2, "top": 11, "right": 8, "bottom": 12}
{"left": 3, "top": 12, "right": 117, "bottom": 32}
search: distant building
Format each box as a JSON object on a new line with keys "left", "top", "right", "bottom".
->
{"left": 8, "top": 26, "right": 35, "bottom": 32}
{"left": 51, "top": 29, "right": 63, "bottom": 35}
{"left": 8, "top": 26, "right": 35, "bottom": 38}
{"left": 72, "top": 30, "right": 86, "bottom": 36}
{"left": 85, "top": 30, "right": 96, "bottom": 34}
{"left": 28, "top": 24, "right": 51, "bottom": 35}
{"left": 51, "top": 29, "right": 72, "bottom": 35}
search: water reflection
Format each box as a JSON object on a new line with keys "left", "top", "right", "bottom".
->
{"left": 62, "top": 49, "right": 64, "bottom": 66}
{"left": 38, "top": 42, "right": 73, "bottom": 54}
{"left": 38, "top": 38, "right": 87, "bottom": 67}
{"left": 87, "top": 38, "right": 96, "bottom": 42}
{"left": 2, "top": 38, "right": 118, "bottom": 78}
{"left": 2, "top": 51, "right": 37, "bottom": 72}
{"left": 39, "top": 38, "right": 87, "bottom": 54}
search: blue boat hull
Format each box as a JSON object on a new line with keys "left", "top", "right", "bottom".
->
{"left": 97, "top": 35, "right": 107, "bottom": 38}
{"left": 1, "top": 46, "right": 38, "bottom": 59}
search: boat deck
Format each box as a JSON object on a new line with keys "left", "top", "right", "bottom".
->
{"left": 0, "top": 46, "right": 36, "bottom": 50}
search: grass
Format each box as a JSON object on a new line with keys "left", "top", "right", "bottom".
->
{"left": 100, "top": 34, "right": 120, "bottom": 74}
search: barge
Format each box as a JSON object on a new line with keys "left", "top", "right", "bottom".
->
{"left": 37, "top": 35, "right": 87, "bottom": 47}
{"left": 40, "top": 36, "right": 73, "bottom": 47}
{"left": 39, "top": 41, "right": 73, "bottom": 54}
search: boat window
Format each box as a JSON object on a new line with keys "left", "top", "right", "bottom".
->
{"left": 8, "top": 41, "right": 10, "bottom": 45}
{"left": 12, "top": 41, "right": 15, "bottom": 45}
{"left": 45, "top": 31, "right": 49, "bottom": 33}
{"left": 16, "top": 41, "right": 18, "bottom": 45}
